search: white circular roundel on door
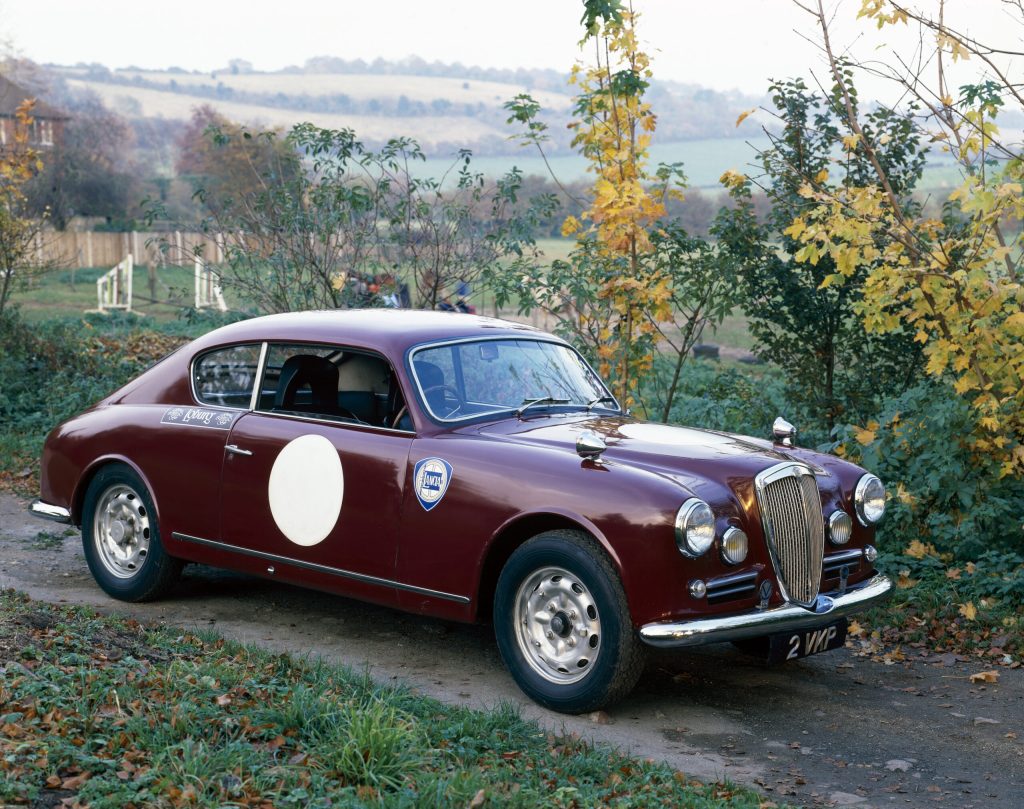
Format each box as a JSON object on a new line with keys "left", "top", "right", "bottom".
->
{"left": 267, "top": 434, "right": 344, "bottom": 546}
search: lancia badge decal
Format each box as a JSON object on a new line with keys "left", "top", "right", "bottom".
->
{"left": 413, "top": 457, "right": 453, "bottom": 512}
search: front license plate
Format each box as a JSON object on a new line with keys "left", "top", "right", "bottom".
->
{"left": 766, "top": 619, "right": 847, "bottom": 663}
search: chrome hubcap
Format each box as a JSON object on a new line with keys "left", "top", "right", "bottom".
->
{"left": 513, "top": 566, "right": 601, "bottom": 685}
{"left": 93, "top": 484, "right": 151, "bottom": 579}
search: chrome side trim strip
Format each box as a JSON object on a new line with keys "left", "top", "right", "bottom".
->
{"left": 639, "top": 573, "right": 892, "bottom": 648}
{"left": 251, "top": 409, "right": 414, "bottom": 436}
{"left": 171, "top": 532, "right": 471, "bottom": 604}
{"left": 29, "top": 500, "right": 72, "bottom": 524}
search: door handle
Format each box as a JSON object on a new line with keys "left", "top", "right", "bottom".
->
{"left": 226, "top": 444, "right": 253, "bottom": 457}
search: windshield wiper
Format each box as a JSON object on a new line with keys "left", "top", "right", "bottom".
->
{"left": 516, "top": 397, "right": 571, "bottom": 417}
{"left": 586, "top": 395, "right": 618, "bottom": 412}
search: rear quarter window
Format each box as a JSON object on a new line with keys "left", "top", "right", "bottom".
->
{"left": 193, "top": 344, "right": 262, "bottom": 409}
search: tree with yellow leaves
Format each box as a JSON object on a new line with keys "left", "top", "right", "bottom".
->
{"left": 500, "top": 0, "right": 737, "bottom": 412}
{"left": 0, "top": 100, "right": 51, "bottom": 316}
{"left": 561, "top": 0, "right": 674, "bottom": 405}
{"left": 783, "top": 0, "right": 1024, "bottom": 477}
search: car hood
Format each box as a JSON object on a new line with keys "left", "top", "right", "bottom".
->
{"left": 471, "top": 414, "right": 810, "bottom": 498}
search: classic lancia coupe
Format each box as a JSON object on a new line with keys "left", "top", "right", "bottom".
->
{"left": 31, "top": 310, "right": 891, "bottom": 712}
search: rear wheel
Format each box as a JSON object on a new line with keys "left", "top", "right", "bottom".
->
{"left": 82, "top": 464, "right": 181, "bottom": 602}
{"left": 494, "top": 530, "right": 645, "bottom": 713}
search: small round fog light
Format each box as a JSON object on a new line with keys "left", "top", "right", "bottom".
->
{"left": 864, "top": 545, "right": 878, "bottom": 563}
{"left": 689, "top": 579, "right": 707, "bottom": 599}
{"left": 721, "top": 527, "right": 748, "bottom": 565}
{"left": 829, "top": 511, "right": 853, "bottom": 545}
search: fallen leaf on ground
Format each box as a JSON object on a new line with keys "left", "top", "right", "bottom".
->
{"left": 969, "top": 670, "right": 999, "bottom": 683}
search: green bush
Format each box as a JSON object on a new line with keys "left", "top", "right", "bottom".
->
{"left": 0, "top": 310, "right": 198, "bottom": 479}
{"left": 642, "top": 358, "right": 832, "bottom": 446}
{"left": 836, "top": 379, "right": 1024, "bottom": 559}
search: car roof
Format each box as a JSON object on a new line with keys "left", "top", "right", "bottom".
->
{"left": 188, "top": 309, "right": 557, "bottom": 357}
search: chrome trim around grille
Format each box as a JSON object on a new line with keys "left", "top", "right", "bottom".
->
{"left": 639, "top": 573, "right": 892, "bottom": 648}
{"left": 29, "top": 500, "right": 72, "bottom": 524}
{"left": 754, "top": 462, "right": 825, "bottom": 607}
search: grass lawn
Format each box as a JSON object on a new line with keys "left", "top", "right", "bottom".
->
{"left": 0, "top": 591, "right": 767, "bottom": 808}
{"left": 12, "top": 264, "right": 205, "bottom": 324}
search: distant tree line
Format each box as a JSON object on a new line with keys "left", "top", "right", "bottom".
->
{"left": 63, "top": 57, "right": 764, "bottom": 151}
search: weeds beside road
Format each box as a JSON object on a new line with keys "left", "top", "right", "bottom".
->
{"left": 0, "top": 591, "right": 764, "bottom": 809}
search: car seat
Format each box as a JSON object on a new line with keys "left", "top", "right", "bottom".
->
{"left": 275, "top": 354, "right": 343, "bottom": 417}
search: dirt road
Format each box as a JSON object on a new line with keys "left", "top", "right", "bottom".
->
{"left": 3, "top": 492, "right": 1022, "bottom": 808}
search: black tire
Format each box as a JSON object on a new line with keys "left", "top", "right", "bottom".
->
{"left": 493, "top": 529, "right": 645, "bottom": 713}
{"left": 81, "top": 463, "right": 181, "bottom": 602}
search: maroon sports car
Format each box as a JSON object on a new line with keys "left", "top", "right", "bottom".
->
{"left": 31, "top": 310, "right": 891, "bottom": 712}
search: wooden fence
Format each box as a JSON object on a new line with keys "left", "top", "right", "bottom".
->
{"left": 36, "top": 230, "right": 224, "bottom": 269}
{"left": 34, "top": 228, "right": 556, "bottom": 328}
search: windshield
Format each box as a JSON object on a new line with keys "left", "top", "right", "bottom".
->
{"left": 410, "top": 338, "right": 617, "bottom": 422}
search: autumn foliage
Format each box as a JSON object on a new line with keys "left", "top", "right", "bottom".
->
{"left": 0, "top": 100, "right": 47, "bottom": 315}
{"left": 558, "top": 2, "right": 679, "bottom": 403}
{"left": 785, "top": 0, "right": 1024, "bottom": 477}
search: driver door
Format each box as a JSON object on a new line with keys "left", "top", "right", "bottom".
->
{"left": 218, "top": 343, "right": 414, "bottom": 606}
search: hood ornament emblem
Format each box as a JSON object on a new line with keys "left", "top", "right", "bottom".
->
{"left": 772, "top": 416, "right": 797, "bottom": 447}
{"left": 576, "top": 430, "right": 607, "bottom": 462}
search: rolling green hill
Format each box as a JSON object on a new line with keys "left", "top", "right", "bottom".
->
{"left": 49, "top": 63, "right": 963, "bottom": 192}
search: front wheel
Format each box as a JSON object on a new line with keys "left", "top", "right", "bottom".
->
{"left": 81, "top": 463, "right": 181, "bottom": 602}
{"left": 494, "top": 530, "right": 645, "bottom": 713}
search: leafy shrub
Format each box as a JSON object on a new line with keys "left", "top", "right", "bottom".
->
{"left": 836, "top": 379, "right": 1024, "bottom": 558}
{"left": 0, "top": 310, "right": 195, "bottom": 484}
{"left": 642, "top": 358, "right": 828, "bottom": 444}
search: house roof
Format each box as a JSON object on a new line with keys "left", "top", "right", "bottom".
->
{"left": 0, "top": 74, "right": 68, "bottom": 120}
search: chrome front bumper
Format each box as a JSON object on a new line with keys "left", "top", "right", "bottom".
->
{"left": 639, "top": 573, "right": 892, "bottom": 648}
{"left": 29, "top": 500, "right": 73, "bottom": 524}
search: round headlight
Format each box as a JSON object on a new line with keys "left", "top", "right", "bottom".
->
{"left": 854, "top": 474, "right": 886, "bottom": 526}
{"left": 828, "top": 510, "right": 853, "bottom": 545}
{"left": 721, "top": 527, "right": 748, "bottom": 565}
{"left": 675, "top": 498, "right": 715, "bottom": 557}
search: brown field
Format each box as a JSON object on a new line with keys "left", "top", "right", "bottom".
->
{"left": 66, "top": 79, "right": 501, "bottom": 147}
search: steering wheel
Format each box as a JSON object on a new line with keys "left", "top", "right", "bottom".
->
{"left": 421, "top": 384, "right": 464, "bottom": 418}
{"left": 391, "top": 405, "right": 409, "bottom": 430}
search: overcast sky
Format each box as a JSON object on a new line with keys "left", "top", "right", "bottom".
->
{"left": 2, "top": 1, "right": 1016, "bottom": 98}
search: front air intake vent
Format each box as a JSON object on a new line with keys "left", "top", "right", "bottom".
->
{"left": 706, "top": 570, "right": 759, "bottom": 605}
{"left": 823, "top": 548, "right": 863, "bottom": 578}
{"left": 754, "top": 463, "right": 825, "bottom": 607}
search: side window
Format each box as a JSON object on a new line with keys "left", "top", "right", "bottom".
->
{"left": 257, "top": 343, "right": 412, "bottom": 431}
{"left": 193, "top": 344, "right": 262, "bottom": 409}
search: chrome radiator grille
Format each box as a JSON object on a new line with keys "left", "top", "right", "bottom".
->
{"left": 755, "top": 463, "right": 825, "bottom": 606}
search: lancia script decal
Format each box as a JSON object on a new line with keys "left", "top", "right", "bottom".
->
{"left": 161, "top": 407, "right": 237, "bottom": 430}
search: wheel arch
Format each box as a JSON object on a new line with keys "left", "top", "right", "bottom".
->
{"left": 474, "top": 509, "right": 622, "bottom": 623}
{"left": 71, "top": 455, "right": 159, "bottom": 526}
